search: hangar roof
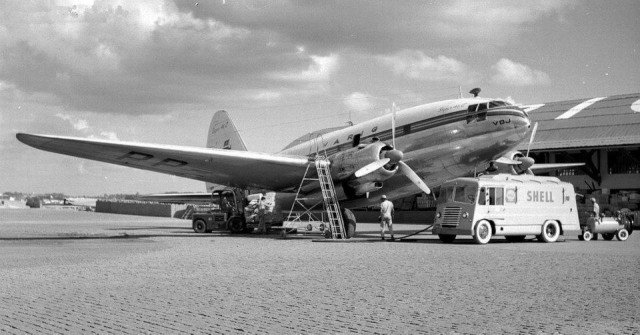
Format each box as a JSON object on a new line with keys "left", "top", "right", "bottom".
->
{"left": 518, "top": 93, "right": 640, "bottom": 151}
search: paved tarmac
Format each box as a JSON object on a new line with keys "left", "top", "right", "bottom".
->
{"left": 1, "top": 209, "right": 638, "bottom": 334}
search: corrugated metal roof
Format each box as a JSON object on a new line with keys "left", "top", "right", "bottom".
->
{"left": 517, "top": 93, "right": 640, "bottom": 151}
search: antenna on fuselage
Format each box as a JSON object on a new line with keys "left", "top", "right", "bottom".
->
{"left": 469, "top": 87, "right": 481, "bottom": 97}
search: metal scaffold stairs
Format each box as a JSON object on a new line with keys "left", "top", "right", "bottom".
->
{"left": 284, "top": 156, "right": 346, "bottom": 239}
{"left": 315, "top": 158, "right": 346, "bottom": 239}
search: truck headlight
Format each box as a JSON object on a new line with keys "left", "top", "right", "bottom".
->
{"left": 462, "top": 212, "right": 469, "bottom": 218}
{"left": 436, "top": 212, "right": 441, "bottom": 218}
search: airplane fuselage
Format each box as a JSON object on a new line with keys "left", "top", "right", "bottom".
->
{"left": 279, "top": 97, "right": 531, "bottom": 208}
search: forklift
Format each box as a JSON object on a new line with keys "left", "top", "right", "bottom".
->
{"left": 191, "top": 189, "right": 257, "bottom": 234}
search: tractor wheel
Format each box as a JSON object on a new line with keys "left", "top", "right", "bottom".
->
{"left": 583, "top": 231, "right": 593, "bottom": 241}
{"left": 228, "top": 217, "right": 245, "bottom": 234}
{"left": 193, "top": 219, "right": 207, "bottom": 234}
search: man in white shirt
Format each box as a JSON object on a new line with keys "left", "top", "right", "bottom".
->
{"left": 379, "top": 195, "right": 395, "bottom": 241}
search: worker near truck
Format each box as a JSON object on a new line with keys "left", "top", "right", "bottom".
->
{"left": 379, "top": 195, "right": 395, "bottom": 241}
{"left": 589, "top": 197, "right": 600, "bottom": 240}
{"left": 256, "top": 196, "right": 267, "bottom": 234}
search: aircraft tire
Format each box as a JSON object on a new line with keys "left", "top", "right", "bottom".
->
{"left": 345, "top": 220, "right": 357, "bottom": 239}
{"left": 473, "top": 220, "right": 492, "bottom": 244}
{"left": 438, "top": 234, "right": 456, "bottom": 243}
{"left": 505, "top": 235, "right": 526, "bottom": 242}
{"left": 616, "top": 229, "right": 629, "bottom": 241}
{"left": 602, "top": 233, "right": 615, "bottom": 241}
{"left": 540, "top": 220, "right": 560, "bottom": 243}
{"left": 193, "top": 219, "right": 207, "bottom": 234}
{"left": 228, "top": 217, "right": 245, "bottom": 234}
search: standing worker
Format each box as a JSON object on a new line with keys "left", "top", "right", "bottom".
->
{"left": 256, "top": 196, "right": 267, "bottom": 234}
{"left": 379, "top": 195, "right": 395, "bottom": 241}
{"left": 590, "top": 197, "right": 600, "bottom": 240}
{"left": 590, "top": 197, "right": 600, "bottom": 218}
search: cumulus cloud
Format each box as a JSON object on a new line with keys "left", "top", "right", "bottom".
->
{"left": 176, "top": 0, "right": 575, "bottom": 52}
{"left": 435, "top": 0, "right": 576, "bottom": 44}
{"left": 491, "top": 58, "right": 551, "bottom": 86}
{"left": 55, "top": 112, "right": 119, "bottom": 140}
{"left": 344, "top": 92, "right": 374, "bottom": 112}
{"left": 272, "top": 54, "right": 339, "bottom": 82}
{"left": 0, "top": 0, "right": 318, "bottom": 114}
{"left": 379, "top": 50, "right": 474, "bottom": 82}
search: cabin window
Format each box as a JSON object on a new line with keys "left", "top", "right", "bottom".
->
{"left": 477, "top": 103, "right": 488, "bottom": 121}
{"left": 479, "top": 187, "right": 504, "bottom": 205}
{"left": 489, "top": 101, "right": 507, "bottom": 108}
{"left": 403, "top": 124, "right": 411, "bottom": 135}
{"left": 488, "top": 187, "right": 504, "bottom": 205}
{"left": 352, "top": 134, "right": 361, "bottom": 147}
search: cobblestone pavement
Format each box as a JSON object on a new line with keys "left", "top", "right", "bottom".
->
{"left": 1, "top": 209, "right": 639, "bottom": 334}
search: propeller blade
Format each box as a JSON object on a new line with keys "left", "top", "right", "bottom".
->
{"left": 391, "top": 102, "right": 397, "bottom": 148}
{"left": 495, "top": 157, "right": 522, "bottom": 165}
{"left": 526, "top": 122, "right": 538, "bottom": 157}
{"left": 354, "top": 158, "right": 390, "bottom": 178}
{"left": 398, "top": 161, "right": 431, "bottom": 194}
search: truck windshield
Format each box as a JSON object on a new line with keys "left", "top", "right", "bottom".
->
{"left": 454, "top": 185, "right": 477, "bottom": 204}
{"left": 437, "top": 186, "right": 454, "bottom": 204}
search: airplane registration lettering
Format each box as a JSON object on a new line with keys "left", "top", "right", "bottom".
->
{"left": 526, "top": 190, "right": 554, "bottom": 202}
{"left": 492, "top": 119, "right": 511, "bottom": 126}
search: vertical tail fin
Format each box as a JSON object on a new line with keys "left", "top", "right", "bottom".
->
{"left": 206, "top": 110, "right": 247, "bottom": 192}
{"left": 207, "top": 110, "right": 247, "bottom": 150}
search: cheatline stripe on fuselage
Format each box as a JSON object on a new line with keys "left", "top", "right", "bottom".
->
{"left": 304, "top": 108, "right": 526, "bottom": 158}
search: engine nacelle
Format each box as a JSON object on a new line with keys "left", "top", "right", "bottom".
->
{"left": 491, "top": 151, "right": 535, "bottom": 175}
{"left": 331, "top": 142, "right": 398, "bottom": 180}
{"left": 348, "top": 181, "right": 383, "bottom": 195}
{"left": 331, "top": 142, "right": 398, "bottom": 197}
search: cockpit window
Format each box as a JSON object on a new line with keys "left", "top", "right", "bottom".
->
{"left": 477, "top": 103, "right": 488, "bottom": 111}
{"left": 467, "top": 104, "right": 478, "bottom": 112}
{"left": 489, "top": 100, "right": 508, "bottom": 108}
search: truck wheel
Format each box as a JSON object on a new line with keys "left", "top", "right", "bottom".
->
{"left": 193, "top": 219, "right": 207, "bottom": 233}
{"left": 473, "top": 220, "right": 492, "bottom": 244}
{"left": 602, "top": 233, "right": 615, "bottom": 241}
{"left": 438, "top": 234, "right": 456, "bottom": 243}
{"left": 582, "top": 231, "right": 593, "bottom": 241}
{"left": 228, "top": 217, "right": 245, "bottom": 234}
{"left": 505, "top": 235, "right": 526, "bottom": 242}
{"left": 616, "top": 229, "right": 629, "bottom": 241}
{"left": 540, "top": 220, "right": 560, "bottom": 243}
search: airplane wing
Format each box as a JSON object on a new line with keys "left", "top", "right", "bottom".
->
{"left": 16, "top": 133, "right": 310, "bottom": 191}
{"left": 530, "top": 163, "right": 585, "bottom": 174}
{"left": 136, "top": 193, "right": 214, "bottom": 203}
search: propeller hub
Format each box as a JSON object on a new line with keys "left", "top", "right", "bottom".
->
{"left": 385, "top": 149, "right": 403, "bottom": 164}
{"left": 517, "top": 156, "right": 535, "bottom": 171}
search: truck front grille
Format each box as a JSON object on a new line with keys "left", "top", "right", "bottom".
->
{"left": 442, "top": 207, "right": 461, "bottom": 227}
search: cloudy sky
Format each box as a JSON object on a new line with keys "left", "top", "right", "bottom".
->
{"left": 1, "top": 0, "right": 639, "bottom": 195}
